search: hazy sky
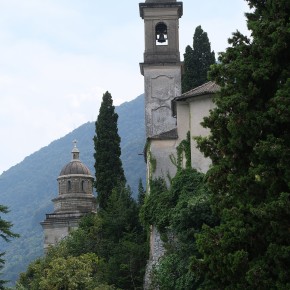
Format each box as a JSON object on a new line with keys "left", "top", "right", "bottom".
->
{"left": 0, "top": 0, "right": 250, "bottom": 174}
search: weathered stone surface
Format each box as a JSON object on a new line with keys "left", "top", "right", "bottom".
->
{"left": 41, "top": 144, "right": 96, "bottom": 252}
{"left": 144, "top": 225, "right": 165, "bottom": 289}
{"left": 140, "top": 1, "right": 183, "bottom": 288}
{"left": 139, "top": 1, "right": 220, "bottom": 287}
{"left": 144, "top": 66, "right": 181, "bottom": 138}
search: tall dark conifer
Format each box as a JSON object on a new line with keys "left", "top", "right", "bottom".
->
{"left": 94, "top": 91, "right": 126, "bottom": 209}
{"left": 0, "top": 205, "right": 18, "bottom": 288}
{"left": 193, "top": 1, "right": 290, "bottom": 288}
{"left": 182, "top": 25, "right": 215, "bottom": 93}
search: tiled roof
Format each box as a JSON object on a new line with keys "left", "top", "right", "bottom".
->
{"left": 150, "top": 128, "right": 178, "bottom": 140}
{"left": 175, "top": 81, "right": 220, "bottom": 101}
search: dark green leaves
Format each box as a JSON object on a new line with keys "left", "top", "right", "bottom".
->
{"left": 194, "top": 1, "right": 290, "bottom": 288}
{"left": 182, "top": 26, "right": 216, "bottom": 93}
{"left": 94, "top": 91, "right": 126, "bottom": 209}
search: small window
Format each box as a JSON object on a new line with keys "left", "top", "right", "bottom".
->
{"left": 156, "top": 22, "right": 168, "bottom": 45}
{"left": 68, "top": 180, "right": 72, "bottom": 191}
{"left": 81, "top": 180, "right": 85, "bottom": 191}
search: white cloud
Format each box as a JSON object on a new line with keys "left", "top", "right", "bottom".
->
{"left": 0, "top": 0, "right": 251, "bottom": 174}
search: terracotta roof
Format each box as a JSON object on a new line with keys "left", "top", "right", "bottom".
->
{"left": 150, "top": 128, "right": 178, "bottom": 140}
{"left": 175, "top": 81, "right": 220, "bottom": 101}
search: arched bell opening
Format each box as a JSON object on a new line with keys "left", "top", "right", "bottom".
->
{"left": 155, "top": 22, "right": 168, "bottom": 46}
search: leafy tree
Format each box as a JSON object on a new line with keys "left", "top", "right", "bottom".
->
{"left": 182, "top": 25, "right": 216, "bottom": 93}
{"left": 17, "top": 253, "right": 111, "bottom": 290}
{"left": 94, "top": 186, "right": 147, "bottom": 289}
{"left": 194, "top": 0, "right": 290, "bottom": 288}
{"left": 19, "top": 186, "right": 148, "bottom": 290}
{"left": 0, "top": 205, "right": 18, "bottom": 289}
{"left": 141, "top": 168, "right": 218, "bottom": 290}
{"left": 94, "top": 91, "right": 126, "bottom": 209}
{"left": 83, "top": 186, "right": 147, "bottom": 289}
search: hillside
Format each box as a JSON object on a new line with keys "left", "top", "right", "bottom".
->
{"left": 0, "top": 94, "right": 146, "bottom": 284}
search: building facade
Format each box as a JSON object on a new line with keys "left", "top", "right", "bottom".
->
{"left": 139, "top": 1, "right": 220, "bottom": 288}
{"left": 139, "top": 0, "right": 183, "bottom": 288}
{"left": 173, "top": 81, "right": 220, "bottom": 173}
{"left": 41, "top": 142, "right": 96, "bottom": 252}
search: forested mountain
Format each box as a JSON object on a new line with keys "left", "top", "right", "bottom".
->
{"left": 0, "top": 94, "right": 146, "bottom": 285}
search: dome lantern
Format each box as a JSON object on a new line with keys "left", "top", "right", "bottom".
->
{"left": 72, "top": 139, "right": 80, "bottom": 160}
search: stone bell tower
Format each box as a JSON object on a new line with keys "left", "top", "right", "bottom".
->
{"left": 139, "top": 0, "right": 183, "bottom": 138}
{"left": 139, "top": 1, "right": 183, "bottom": 288}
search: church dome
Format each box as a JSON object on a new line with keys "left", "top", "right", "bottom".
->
{"left": 59, "top": 141, "right": 92, "bottom": 177}
{"left": 59, "top": 160, "right": 91, "bottom": 176}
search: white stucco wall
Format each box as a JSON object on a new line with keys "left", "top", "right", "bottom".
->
{"left": 176, "top": 94, "right": 215, "bottom": 173}
{"left": 189, "top": 95, "right": 215, "bottom": 173}
{"left": 149, "top": 139, "right": 178, "bottom": 185}
{"left": 176, "top": 101, "right": 190, "bottom": 141}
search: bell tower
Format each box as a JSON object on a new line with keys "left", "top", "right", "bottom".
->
{"left": 139, "top": 1, "right": 183, "bottom": 288}
{"left": 139, "top": 0, "right": 183, "bottom": 138}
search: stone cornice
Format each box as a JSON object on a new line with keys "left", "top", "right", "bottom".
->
{"left": 139, "top": 2, "right": 183, "bottom": 19}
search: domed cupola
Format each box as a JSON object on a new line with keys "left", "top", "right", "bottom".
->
{"left": 57, "top": 141, "right": 94, "bottom": 196}
{"left": 59, "top": 140, "right": 91, "bottom": 176}
{"left": 41, "top": 141, "right": 96, "bottom": 252}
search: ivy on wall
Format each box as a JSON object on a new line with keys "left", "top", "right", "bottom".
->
{"left": 140, "top": 133, "right": 218, "bottom": 289}
{"left": 170, "top": 131, "right": 191, "bottom": 170}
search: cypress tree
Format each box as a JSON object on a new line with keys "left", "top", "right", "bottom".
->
{"left": 182, "top": 25, "right": 215, "bottom": 93}
{"left": 137, "top": 178, "right": 146, "bottom": 206}
{"left": 193, "top": 1, "right": 290, "bottom": 288}
{"left": 94, "top": 91, "right": 126, "bottom": 209}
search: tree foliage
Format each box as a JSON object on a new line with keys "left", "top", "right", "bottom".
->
{"left": 0, "top": 205, "right": 18, "bottom": 289}
{"left": 182, "top": 25, "right": 216, "bottom": 93}
{"left": 17, "top": 253, "right": 105, "bottom": 290}
{"left": 137, "top": 178, "right": 146, "bottom": 206}
{"left": 141, "top": 168, "right": 218, "bottom": 290}
{"left": 0, "top": 95, "right": 146, "bottom": 285}
{"left": 94, "top": 91, "right": 126, "bottom": 209}
{"left": 17, "top": 187, "right": 147, "bottom": 290}
{"left": 90, "top": 186, "right": 147, "bottom": 289}
{"left": 194, "top": 0, "right": 290, "bottom": 288}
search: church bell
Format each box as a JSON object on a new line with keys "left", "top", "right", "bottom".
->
{"left": 157, "top": 33, "right": 166, "bottom": 43}
{"left": 155, "top": 22, "right": 167, "bottom": 43}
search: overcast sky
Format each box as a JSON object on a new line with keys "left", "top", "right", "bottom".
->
{"left": 0, "top": 0, "right": 250, "bottom": 174}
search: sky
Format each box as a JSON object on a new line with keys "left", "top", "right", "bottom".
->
{"left": 0, "top": 0, "right": 250, "bottom": 174}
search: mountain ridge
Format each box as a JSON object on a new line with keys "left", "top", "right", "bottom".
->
{"left": 0, "top": 94, "right": 146, "bottom": 284}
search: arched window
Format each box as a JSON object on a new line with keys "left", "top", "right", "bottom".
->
{"left": 68, "top": 180, "right": 72, "bottom": 192}
{"left": 156, "top": 22, "right": 168, "bottom": 45}
{"left": 81, "top": 180, "right": 85, "bottom": 191}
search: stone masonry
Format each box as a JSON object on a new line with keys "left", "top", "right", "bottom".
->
{"left": 41, "top": 142, "right": 96, "bottom": 252}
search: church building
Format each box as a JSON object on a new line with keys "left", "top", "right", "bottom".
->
{"left": 139, "top": 0, "right": 219, "bottom": 288}
{"left": 41, "top": 142, "right": 96, "bottom": 252}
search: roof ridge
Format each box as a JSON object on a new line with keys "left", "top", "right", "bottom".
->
{"left": 175, "top": 81, "right": 220, "bottom": 101}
